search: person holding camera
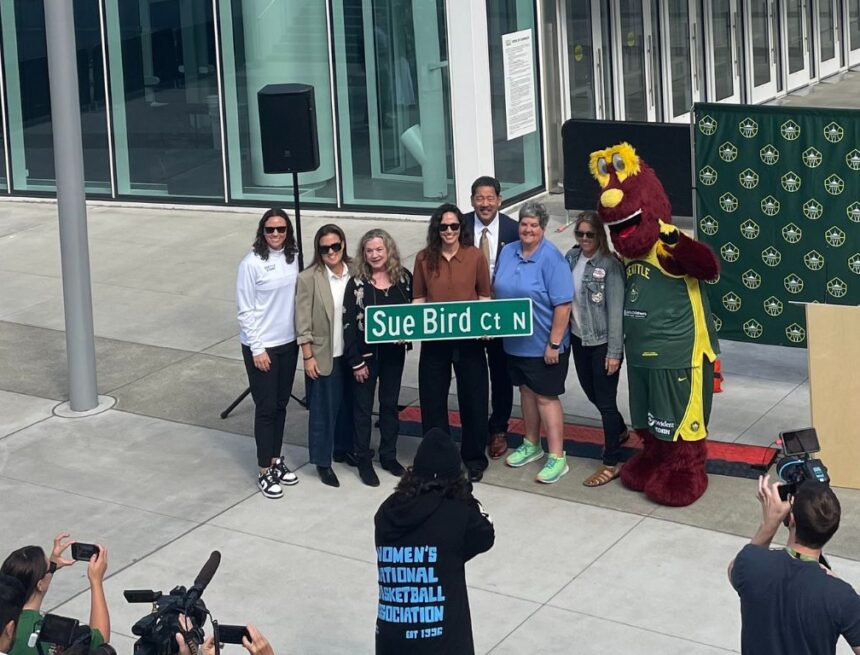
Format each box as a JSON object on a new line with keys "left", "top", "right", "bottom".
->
{"left": 0, "top": 534, "right": 110, "bottom": 655}
{"left": 175, "top": 622, "right": 274, "bottom": 655}
{"left": 0, "top": 575, "right": 26, "bottom": 655}
{"left": 728, "top": 476, "right": 860, "bottom": 654}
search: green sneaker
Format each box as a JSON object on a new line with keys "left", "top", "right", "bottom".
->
{"left": 536, "top": 454, "right": 569, "bottom": 484}
{"left": 505, "top": 440, "right": 544, "bottom": 468}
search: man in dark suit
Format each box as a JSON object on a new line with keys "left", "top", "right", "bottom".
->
{"left": 463, "top": 176, "right": 519, "bottom": 460}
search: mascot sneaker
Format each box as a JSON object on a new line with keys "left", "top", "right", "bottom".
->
{"left": 536, "top": 454, "right": 569, "bottom": 484}
{"left": 506, "top": 440, "right": 544, "bottom": 467}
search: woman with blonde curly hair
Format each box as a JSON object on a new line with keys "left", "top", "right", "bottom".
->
{"left": 343, "top": 229, "right": 413, "bottom": 486}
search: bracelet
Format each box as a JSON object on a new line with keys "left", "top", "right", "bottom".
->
{"left": 303, "top": 354, "right": 314, "bottom": 361}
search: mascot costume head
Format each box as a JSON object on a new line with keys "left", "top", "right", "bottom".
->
{"left": 590, "top": 142, "right": 720, "bottom": 507}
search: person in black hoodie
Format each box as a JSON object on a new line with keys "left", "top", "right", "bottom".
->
{"left": 374, "top": 429, "right": 495, "bottom": 655}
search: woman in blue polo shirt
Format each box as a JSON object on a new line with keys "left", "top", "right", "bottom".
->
{"left": 493, "top": 202, "right": 574, "bottom": 484}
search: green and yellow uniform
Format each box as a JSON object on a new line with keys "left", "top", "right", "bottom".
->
{"left": 624, "top": 224, "right": 719, "bottom": 442}
{"left": 11, "top": 610, "right": 105, "bottom": 655}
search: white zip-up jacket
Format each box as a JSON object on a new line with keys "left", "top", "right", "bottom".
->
{"left": 236, "top": 248, "right": 298, "bottom": 355}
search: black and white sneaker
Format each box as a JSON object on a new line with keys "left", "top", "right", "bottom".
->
{"left": 258, "top": 470, "right": 284, "bottom": 499}
{"left": 271, "top": 457, "right": 299, "bottom": 486}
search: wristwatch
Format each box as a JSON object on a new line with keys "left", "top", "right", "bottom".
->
{"left": 548, "top": 341, "right": 561, "bottom": 350}
{"left": 47, "top": 561, "right": 58, "bottom": 575}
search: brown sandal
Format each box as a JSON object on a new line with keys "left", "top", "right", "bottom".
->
{"left": 583, "top": 464, "right": 622, "bottom": 487}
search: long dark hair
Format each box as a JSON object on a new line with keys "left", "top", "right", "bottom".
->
{"left": 422, "top": 203, "right": 472, "bottom": 275}
{"left": 252, "top": 208, "right": 297, "bottom": 263}
{"left": 311, "top": 224, "right": 353, "bottom": 270}
{"left": 391, "top": 468, "right": 474, "bottom": 506}
{"left": 575, "top": 210, "right": 610, "bottom": 256}
{"left": 1, "top": 545, "right": 47, "bottom": 602}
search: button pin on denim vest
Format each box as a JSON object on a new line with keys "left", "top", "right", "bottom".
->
{"left": 592, "top": 267, "right": 606, "bottom": 279}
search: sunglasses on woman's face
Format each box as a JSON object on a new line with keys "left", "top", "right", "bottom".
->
{"left": 318, "top": 242, "right": 343, "bottom": 254}
{"left": 264, "top": 225, "right": 287, "bottom": 234}
{"left": 438, "top": 223, "right": 461, "bottom": 233}
{"left": 575, "top": 230, "right": 596, "bottom": 239}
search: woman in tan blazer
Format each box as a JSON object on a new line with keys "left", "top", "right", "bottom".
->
{"left": 296, "top": 224, "right": 354, "bottom": 487}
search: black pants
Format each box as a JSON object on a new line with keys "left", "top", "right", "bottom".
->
{"left": 352, "top": 344, "right": 406, "bottom": 464}
{"left": 242, "top": 341, "right": 298, "bottom": 468}
{"left": 484, "top": 337, "right": 513, "bottom": 435}
{"left": 570, "top": 335, "right": 627, "bottom": 466}
{"left": 418, "top": 339, "right": 489, "bottom": 472}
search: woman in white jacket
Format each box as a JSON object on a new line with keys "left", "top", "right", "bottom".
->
{"left": 236, "top": 208, "right": 301, "bottom": 499}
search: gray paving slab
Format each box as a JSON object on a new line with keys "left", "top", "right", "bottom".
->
{"left": 0, "top": 389, "right": 55, "bottom": 438}
{"left": 200, "top": 334, "right": 243, "bottom": 361}
{"left": 0, "top": 202, "right": 54, "bottom": 237}
{"left": 717, "top": 339, "right": 808, "bottom": 384}
{"left": 707, "top": 376, "right": 801, "bottom": 443}
{"left": 737, "top": 382, "right": 811, "bottom": 446}
{"left": 0, "top": 270, "right": 62, "bottom": 319}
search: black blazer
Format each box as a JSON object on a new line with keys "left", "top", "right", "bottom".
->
{"left": 463, "top": 210, "right": 519, "bottom": 259}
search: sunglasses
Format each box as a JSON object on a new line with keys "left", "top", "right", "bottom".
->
{"left": 318, "top": 242, "right": 343, "bottom": 254}
{"left": 575, "top": 230, "right": 597, "bottom": 239}
{"left": 438, "top": 223, "right": 461, "bottom": 233}
{"left": 264, "top": 225, "right": 287, "bottom": 234}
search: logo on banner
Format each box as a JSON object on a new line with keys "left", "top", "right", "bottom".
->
{"left": 803, "top": 250, "right": 825, "bottom": 271}
{"left": 761, "top": 196, "right": 780, "bottom": 216}
{"left": 781, "top": 172, "right": 802, "bottom": 192}
{"left": 786, "top": 323, "right": 806, "bottom": 344}
{"left": 742, "top": 269, "right": 762, "bottom": 289}
{"left": 780, "top": 120, "right": 801, "bottom": 141}
{"left": 761, "top": 246, "right": 782, "bottom": 267}
{"left": 739, "top": 169, "right": 759, "bottom": 189}
{"left": 699, "top": 215, "right": 719, "bottom": 236}
{"left": 720, "top": 193, "right": 739, "bottom": 213}
{"left": 824, "top": 174, "right": 845, "bottom": 195}
{"left": 740, "top": 219, "right": 760, "bottom": 239}
{"left": 802, "top": 147, "right": 823, "bottom": 168}
{"left": 784, "top": 274, "right": 804, "bottom": 294}
{"left": 827, "top": 277, "right": 848, "bottom": 298}
{"left": 763, "top": 296, "right": 783, "bottom": 317}
{"left": 803, "top": 199, "right": 823, "bottom": 221}
{"left": 743, "top": 320, "right": 764, "bottom": 339}
{"left": 698, "top": 115, "right": 718, "bottom": 135}
{"left": 849, "top": 253, "right": 860, "bottom": 275}
{"left": 719, "top": 142, "right": 738, "bottom": 162}
{"left": 739, "top": 118, "right": 759, "bottom": 138}
{"left": 847, "top": 202, "right": 860, "bottom": 223}
{"left": 846, "top": 150, "right": 860, "bottom": 171}
{"left": 711, "top": 314, "right": 723, "bottom": 331}
{"left": 704, "top": 273, "right": 721, "bottom": 285}
{"left": 823, "top": 122, "right": 844, "bottom": 143}
{"left": 781, "top": 223, "right": 802, "bottom": 244}
{"left": 722, "top": 292, "right": 742, "bottom": 312}
{"left": 699, "top": 166, "right": 718, "bottom": 186}
{"left": 825, "top": 227, "right": 846, "bottom": 247}
{"left": 720, "top": 243, "right": 740, "bottom": 262}
{"left": 760, "top": 144, "right": 780, "bottom": 165}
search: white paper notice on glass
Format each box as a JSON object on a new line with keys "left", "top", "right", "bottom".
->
{"left": 502, "top": 29, "right": 536, "bottom": 141}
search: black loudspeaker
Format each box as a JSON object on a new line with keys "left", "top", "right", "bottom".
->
{"left": 258, "top": 83, "right": 320, "bottom": 174}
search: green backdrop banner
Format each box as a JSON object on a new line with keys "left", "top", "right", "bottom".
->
{"left": 693, "top": 103, "right": 860, "bottom": 347}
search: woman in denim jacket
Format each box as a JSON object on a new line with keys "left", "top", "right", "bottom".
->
{"left": 565, "top": 211, "right": 629, "bottom": 487}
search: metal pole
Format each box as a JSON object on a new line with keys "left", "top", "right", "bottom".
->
{"left": 44, "top": 0, "right": 98, "bottom": 411}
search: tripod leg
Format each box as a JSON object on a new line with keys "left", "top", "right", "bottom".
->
{"left": 221, "top": 387, "right": 252, "bottom": 419}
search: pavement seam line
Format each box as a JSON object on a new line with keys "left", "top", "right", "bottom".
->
{"left": 0, "top": 414, "right": 54, "bottom": 443}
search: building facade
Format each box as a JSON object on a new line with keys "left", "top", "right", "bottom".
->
{"left": 1, "top": 0, "right": 858, "bottom": 213}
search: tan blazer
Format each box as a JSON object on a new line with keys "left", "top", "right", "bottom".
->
{"left": 296, "top": 264, "right": 339, "bottom": 376}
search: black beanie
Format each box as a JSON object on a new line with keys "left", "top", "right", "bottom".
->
{"left": 413, "top": 428, "right": 462, "bottom": 480}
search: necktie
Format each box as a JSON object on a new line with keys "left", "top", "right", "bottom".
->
{"left": 480, "top": 227, "right": 491, "bottom": 272}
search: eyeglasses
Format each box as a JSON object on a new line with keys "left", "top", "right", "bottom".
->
{"left": 575, "top": 230, "right": 597, "bottom": 239}
{"left": 438, "top": 223, "right": 461, "bottom": 233}
{"left": 264, "top": 225, "right": 287, "bottom": 234}
{"left": 318, "top": 242, "right": 343, "bottom": 254}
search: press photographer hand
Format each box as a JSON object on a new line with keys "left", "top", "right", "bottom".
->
{"left": 751, "top": 474, "right": 792, "bottom": 547}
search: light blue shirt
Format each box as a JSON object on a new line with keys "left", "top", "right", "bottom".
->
{"left": 493, "top": 238, "right": 574, "bottom": 357}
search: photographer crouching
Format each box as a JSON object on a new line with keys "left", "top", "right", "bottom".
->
{"left": 728, "top": 475, "right": 860, "bottom": 654}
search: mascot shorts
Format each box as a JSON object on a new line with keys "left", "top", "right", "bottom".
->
{"left": 628, "top": 358, "right": 714, "bottom": 442}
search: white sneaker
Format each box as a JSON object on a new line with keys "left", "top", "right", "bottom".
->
{"left": 271, "top": 457, "right": 299, "bottom": 486}
{"left": 258, "top": 470, "right": 284, "bottom": 499}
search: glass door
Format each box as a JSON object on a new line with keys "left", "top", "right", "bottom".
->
{"left": 564, "top": 0, "right": 610, "bottom": 119}
{"left": 746, "top": 0, "right": 779, "bottom": 102}
{"left": 849, "top": 0, "right": 860, "bottom": 65}
{"left": 661, "top": 0, "right": 699, "bottom": 122}
{"left": 704, "top": 0, "right": 741, "bottom": 103}
{"left": 784, "top": 0, "right": 812, "bottom": 90}
{"left": 610, "top": 0, "right": 658, "bottom": 121}
{"left": 816, "top": 0, "right": 842, "bottom": 77}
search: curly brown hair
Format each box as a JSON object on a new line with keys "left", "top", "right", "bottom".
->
{"left": 252, "top": 208, "right": 297, "bottom": 263}
{"left": 391, "top": 467, "right": 475, "bottom": 505}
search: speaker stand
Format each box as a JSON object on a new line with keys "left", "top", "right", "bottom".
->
{"left": 221, "top": 171, "right": 308, "bottom": 419}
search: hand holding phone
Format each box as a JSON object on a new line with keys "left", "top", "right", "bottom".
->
{"left": 218, "top": 624, "right": 251, "bottom": 645}
{"left": 71, "top": 542, "right": 100, "bottom": 562}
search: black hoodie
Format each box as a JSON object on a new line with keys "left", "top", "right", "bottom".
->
{"left": 374, "top": 490, "right": 495, "bottom": 655}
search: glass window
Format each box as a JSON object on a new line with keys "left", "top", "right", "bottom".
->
{"left": 219, "top": 0, "right": 336, "bottom": 205}
{"left": 666, "top": 0, "right": 692, "bottom": 119}
{"left": 332, "top": 0, "right": 454, "bottom": 208}
{"left": 487, "top": 0, "right": 543, "bottom": 200}
{"left": 619, "top": 0, "right": 648, "bottom": 120}
{"left": 0, "top": 0, "right": 110, "bottom": 194}
{"left": 103, "top": 0, "right": 223, "bottom": 200}
{"left": 567, "top": 0, "right": 597, "bottom": 118}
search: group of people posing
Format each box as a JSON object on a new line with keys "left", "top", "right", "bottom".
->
{"left": 237, "top": 176, "right": 628, "bottom": 498}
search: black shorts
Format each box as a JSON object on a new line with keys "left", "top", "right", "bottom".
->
{"left": 506, "top": 348, "right": 571, "bottom": 397}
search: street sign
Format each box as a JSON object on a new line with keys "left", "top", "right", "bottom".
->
{"left": 365, "top": 299, "right": 533, "bottom": 343}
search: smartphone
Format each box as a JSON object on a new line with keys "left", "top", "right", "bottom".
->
{"left": 218, "top": 624, "right": 250, "bottom": 645}
{"left": 38, "top": 614, "right": 79, "bottom": 646}
{"left": 779, "top": 428, "right": 820, "bottom": 455}
{"left": 777, "top": 482, "right": 797, "bottom": 502}
{"left": 71, "top": 542, "right": 100, "bottom": 562}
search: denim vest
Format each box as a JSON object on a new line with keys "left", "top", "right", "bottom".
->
{"left": 564, "top": 247, "right": 625, "bottom": 358}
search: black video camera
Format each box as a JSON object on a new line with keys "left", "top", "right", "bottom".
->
{"left": 776, "top": 428, "right": 829, "bottom": 501}
{"left": 124, "top": 551, "right": 221, "bottom": 655}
